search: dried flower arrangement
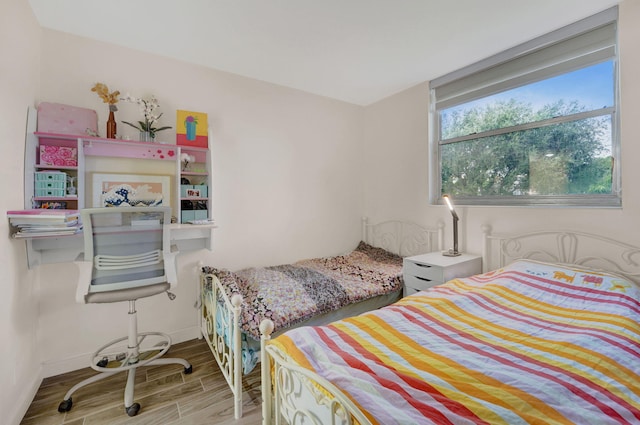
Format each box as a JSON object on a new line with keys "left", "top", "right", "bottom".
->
{"left": 91, "top": 83, "right": 120, "bottom": 112}
{"left": 91, "top": 82, "right": 120, "bottom": 138}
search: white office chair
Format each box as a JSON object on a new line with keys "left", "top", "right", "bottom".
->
{"left": 58, "top": 207, "right": 192, "bottom": 417}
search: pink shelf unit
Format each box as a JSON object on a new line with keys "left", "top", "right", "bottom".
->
{"left": 82, "top": 139, "right": 178, "bottom": 161}
{"left": 34, "top": 132, "right": 180, "bottom": 162}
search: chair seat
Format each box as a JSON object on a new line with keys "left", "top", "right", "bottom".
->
{"left": 85, "top": 282, "right": 170, "bottom": 304}
{"left": 91, "top": 268, "right": 166, "bottom": 286}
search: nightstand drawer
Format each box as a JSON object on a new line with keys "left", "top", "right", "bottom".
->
{"left": 404, "top": 274, "right": 442, "bottom": 293}
{"left": 404, "top": 286, "right": 422, "bottom": 297}
{"left": 403, "top": 260, "right": 444, "bottom": 281}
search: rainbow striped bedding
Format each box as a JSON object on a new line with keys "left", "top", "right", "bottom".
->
{"left": 270, "top": 259, "right": 640, "bottom": 424}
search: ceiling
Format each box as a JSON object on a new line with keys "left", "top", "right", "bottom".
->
{"left": 27, "top": 0, "right": 619, "bottom": 106}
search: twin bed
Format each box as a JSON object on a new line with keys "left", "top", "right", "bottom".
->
{"left": 199, "top": 218, "right": 444, "bottom": 419}
{"left": 199, "top": 223, "right": 640, "bottom": 424}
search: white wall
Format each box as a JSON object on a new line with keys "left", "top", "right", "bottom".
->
{"left": 363, "top": 1, "right": 640, "bottom": 257}
{"left": 363, "top": 82, "right": 436, "bottom": 224}
{"left": 0, "top": 1, "right": 42, "bottom": 424}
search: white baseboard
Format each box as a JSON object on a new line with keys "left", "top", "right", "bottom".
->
{"left": 11, "top": 371, "right": 42, "bottom": 425}
{"left": 170, "top": 325, "right": 203, "bottom": 345}
{"left": 40, "top": 326, "right": 201, "bottom": 378}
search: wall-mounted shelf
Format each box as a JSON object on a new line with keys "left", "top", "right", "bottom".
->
{"left": 18, "top": 106, "right": 215, "bottom": 268}
{"left": 24, "top": 106, "right": 212, "bottom": 222}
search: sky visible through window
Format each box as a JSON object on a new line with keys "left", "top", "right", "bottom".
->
{"left": 444, "top": 61, "right": 614, "bottom": 120}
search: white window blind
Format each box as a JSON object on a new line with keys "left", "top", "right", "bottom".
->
{"left": 432, "top": 8, "right": 616, "bottom": 110}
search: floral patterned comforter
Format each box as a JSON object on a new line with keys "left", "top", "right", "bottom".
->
{"left": 202, "top": 241, "right": 403, "bottom": 341}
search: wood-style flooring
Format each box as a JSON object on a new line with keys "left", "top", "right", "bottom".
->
{"left": 20, "top": 338, "right": 263, "bottom": 425}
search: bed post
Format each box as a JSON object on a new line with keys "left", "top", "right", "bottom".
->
{"left": 231, "top": 294, "right": 243, "bottom": 419}
{"left": 362, "top": 216, "right": 369, "bottom": 244}
{"left": 482, "top": 225, "right": 492, "bottom": 273}
{"left": 260, "top": 319, "right": 275, "bottom": 425}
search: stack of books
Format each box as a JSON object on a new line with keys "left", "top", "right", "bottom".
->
{"left": 7, "top": 209, "right": 82, "bottom": 238}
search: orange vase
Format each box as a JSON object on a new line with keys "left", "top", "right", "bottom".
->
{"left": 106, "top": 110, "right": 116, "bottom": 139}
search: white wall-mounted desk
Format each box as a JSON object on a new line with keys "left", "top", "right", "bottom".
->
{"left": 19, "top": 107, "right": 217, "bottom": 269}
{"left": 19, "top": 223, "right": 215, "bottom": 269}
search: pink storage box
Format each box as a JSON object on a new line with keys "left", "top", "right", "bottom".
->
{"left": 40, "top": 146, "right": 78, "bottom": 166}
{"left": 37, "top": 102, "right": 97, "bottom": 136}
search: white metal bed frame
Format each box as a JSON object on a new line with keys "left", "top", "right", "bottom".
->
{"left": 481, "top": 225, "right": 640, "bottom": 283}
{"left": 259, "top": 226, "right": 640, "bottom": 425}
{"left": 199, "top": 217, "right": 444, "bottom": 420}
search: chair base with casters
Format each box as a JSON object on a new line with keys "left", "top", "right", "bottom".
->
{"left": 58, "top": 290, "right": 193, "bottom": 417}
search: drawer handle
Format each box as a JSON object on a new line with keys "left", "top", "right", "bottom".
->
{"left": 415, "top": 263, "right": 432, "bottom": 268}
{"left": 415, "top": 276, "right": 432, "bottom": 282}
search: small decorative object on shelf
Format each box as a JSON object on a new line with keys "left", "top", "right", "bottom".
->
{"left": 67, "top": 176, "right": 77, "bottom": 195}
{"left": 180, "top": 152, "right": 195, "bottom": 171}
{"left": 39, "top": 145, "right": 77, "bottom": 166}
{"left": 85, "top": 128, "right": 99, "bottom": 137}
{"left": 91, "top": 83, "right": 120, "bottom": 139}
{"left": 106, "top": 108, "right": 116, "bottom": 138}
{"left": 121, "top": 94, "right": 172, "bottom": 142}
{"left": 36, "top": 201, "right": 67, "bottom": 209}
{"left": 139, "top": 131, "right": 154, "bottom": 143}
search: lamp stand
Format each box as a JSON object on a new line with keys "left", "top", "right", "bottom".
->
{"left": 443, "top": 214, "right": 461, "bottom": 257}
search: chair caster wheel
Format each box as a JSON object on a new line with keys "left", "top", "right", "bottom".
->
{"left": 58, "top": 398, "right": 73, "bottom": 413}
{"left": 184, "top": 365, "right": 193, "bottom": 374}
{"left": 126, "top": 402, "right": 140, "bottom": 417}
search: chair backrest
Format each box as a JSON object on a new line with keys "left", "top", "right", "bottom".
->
{"left": 78, "top": 207, "right": 176, "bottom": 299}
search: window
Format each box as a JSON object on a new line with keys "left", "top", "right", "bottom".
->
{"left": 429, "top": 7, "right": 619, "bottom": 207}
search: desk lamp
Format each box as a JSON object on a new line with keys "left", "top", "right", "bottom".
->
{"left": 442, "top": 194, "right": 461, "bottom": 257}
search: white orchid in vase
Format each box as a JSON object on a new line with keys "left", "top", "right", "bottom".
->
{"left": 121, "top": 94, "right": 172, "bottom": 140}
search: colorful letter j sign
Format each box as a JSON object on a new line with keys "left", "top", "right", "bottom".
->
{"left": 176, "top": 110, "right": 208, "bottom": 148}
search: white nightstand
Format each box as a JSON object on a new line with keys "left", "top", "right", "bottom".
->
{"left": 403, "top": 252, "right": 482, "bottom": 296}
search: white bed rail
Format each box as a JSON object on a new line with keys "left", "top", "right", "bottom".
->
{"left": 260, "top": 320, "right": 371, "bottom": 425}
{"left": 199, "top": 272, "right": 244, "bottom": 418}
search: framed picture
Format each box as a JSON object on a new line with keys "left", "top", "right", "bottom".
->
{"left": 92, "top": 173, "right": 171, "bottom": 208}
{"left": 176, "top": 110, "right": 208, "bottom": 148}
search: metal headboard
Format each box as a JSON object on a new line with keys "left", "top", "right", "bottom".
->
{"left": 482, "top": 225, "right": 640, "bottom": 286}
{"left": 362, "top": 217, "right": 444, "bottom": 257}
